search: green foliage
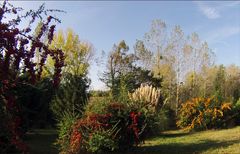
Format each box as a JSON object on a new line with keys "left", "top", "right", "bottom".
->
{"left": 122, "top": 67, "right": 162, "bottom": 93}
{"left": 44, "top": 29, "right": 94, "bottom": 77}
{"left": 101, "top": 40, "right": 134, "bottom": 100}
{"left": 101, "top": 41, "right": 162, "bottom": 102}
{"left": 88, "top": 128, "right": 119, "bottom": 153}
{"left": 89, "top": 90, "right": 110, "bottom": 97}
{"left": 84, "top": 97, "right": 110, "bottom": 115}
{"left": 2, "top": 77, "right": 55, "bottom": 132}
{"left": 55, "top": 112, "right": 78, "bottom": 153}
{"left": 235, "top": 98, "right": 240, "bottom": 109}
{"left": 118, "top": 76, "right": 130, "bottom": 102}
{"left": 233, "top": 88, "right": 240, "bottom": 105}
{"left": 214, "top": 65, "right": 226, "bottom": 101}
{"left": 50, "top": 74, "right": 90, "bottom": 120}
{"left": 232, "top": 98, "right": 240, "bottom": 125}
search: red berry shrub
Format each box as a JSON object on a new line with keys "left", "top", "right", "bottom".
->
{"left": 0, "top": 1, "right": 64, "bottom": 153}
{"left": 62, "top": 102, "right": 146, "bottom": 153}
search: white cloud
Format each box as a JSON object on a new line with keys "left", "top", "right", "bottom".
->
{"left": 195, "top": 1, "right": 240, "bottom": 19}
{"left": 196, "top": 2, "right": 220, "bottom": 19}
{"left": 204, "top": 26, "right": 240, "bottom": 43}
{"left": 219, "top": 1, "right": 240, "bottom": 8}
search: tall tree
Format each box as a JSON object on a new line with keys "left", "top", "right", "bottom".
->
{"left": 137, "top": 19, "right": 215, "bottom": 115}
{"left": 134, "top": 40, "right": 153, "bottom": 70}
{"left": 225, "top": 65, "right": 240, "bottom": 102}
{"left": 43, "top": 29, "right": 94, "bottom": 77}
{"left": 185, "top": 33, "right": 215, "bottom": 98}
{"left": 47, "top": 29, "right": 94, "bottom": 119}
{"left": 101, "top": 40, "right": 134, "bottom": 100}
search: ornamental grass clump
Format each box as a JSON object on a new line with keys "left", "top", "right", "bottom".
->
{"left": 128, "top": 84, "right": 163, "bottom": 112}
{"left": 128, "top": 84, "right": 169, "bottom": 136}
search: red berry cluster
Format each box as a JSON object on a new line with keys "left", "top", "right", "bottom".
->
{"left": 129, "top": 111, "right": 142, "bottom": 144}
{"left": 69, "top": 113, "right": 113, "bottom": 153}
{"left": 0, "top": 1, "right": 64, "bottom": 153}
{"left": 70, "top": 127, "right": 82, "bottom": 153}
{"left": 67, "top": 102, "right": 146, "bottom": 153}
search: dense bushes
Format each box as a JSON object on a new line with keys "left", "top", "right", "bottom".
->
{"left": 231, "top": 98, "right": 240, "bottom": 125}
{"left": 55, "top": 84, "right": 171, "bottom": 153}
{"left": 57, "top": 102, "right": 147, "bottom": 153}
{"left": 55, "top": 112, "right": 79, "bottom": 152}
{"left": 177, "top": 97, "right": 232, "bottom": 131}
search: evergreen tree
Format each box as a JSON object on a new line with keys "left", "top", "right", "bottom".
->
{"left": 51, "top": 74, "right": 90, "bottom": 120}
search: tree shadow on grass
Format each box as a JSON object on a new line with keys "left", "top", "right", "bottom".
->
{"left": 128, "top": 139, "right": 239, "bottom": 154}
{"left": 145, "top": 131, "right": 193, "bottom": 141}
{"left": 25, "top": 129, "right": 58, "bottom": 154}
{"left": 158, "top": 132, "right": 190, "bottom": 138}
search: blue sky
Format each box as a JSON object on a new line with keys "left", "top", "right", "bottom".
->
{"left": 9, "top": 1, "right": 240, "bottom": 90}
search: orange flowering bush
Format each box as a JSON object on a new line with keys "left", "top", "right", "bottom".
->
{"left": 177, "top": 97, "right": 232, "bottom": 131}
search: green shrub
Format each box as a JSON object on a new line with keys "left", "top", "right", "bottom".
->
{"left": 88, "top": 128, "right": 118, "bottom": 153}
{"left": 84, "top": 96, "right": 110, "bottom": 115}
{"left": 55, "top": 112, "right": 79, "bottom": 153}
{"left": 51, "top": 74, "right": 90, "bottom": 121}
{"left": 234, "top": 98, "right": 240, "bottom": 109}
{"left": 58, "top": 84, "right": 168, "bottom": 153}
{"left": 232, "top": 98, "right": 240, "bottom": 125}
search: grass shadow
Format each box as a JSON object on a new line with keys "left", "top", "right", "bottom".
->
{"left": 158, "top": 132, "right": 190, "bottom": 138}
{"left": 129, "top": 139, "right": 239, "bottom": 154}
{"left": 25, "top": 129, "right": 58, "bottom": 154}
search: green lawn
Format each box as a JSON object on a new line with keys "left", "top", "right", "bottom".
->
{"left": 25, "top": 127, "right": 240, "bottom": 154}
{"left": 134, "top": 126, "right": 240, "bottom": 154}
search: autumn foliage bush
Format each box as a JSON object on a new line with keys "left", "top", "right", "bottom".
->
{"left": 0, "top": 1, "right": 64, "bottom": 153}
{"left": 57, "top": 102, "right": 147, "bottom": 153}
{"left": 177, "top": 97, "right": 232, "bottom": 131}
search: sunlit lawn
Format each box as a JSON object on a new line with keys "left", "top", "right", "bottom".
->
{"left": 25, "top": 126, "right": 240, "bottom": 154}
{"left": 134, "top": 126, "right": 240, "bottom": 154}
